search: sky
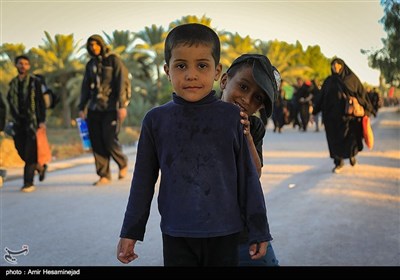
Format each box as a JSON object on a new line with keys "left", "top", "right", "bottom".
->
{"left": 1, "top": 0, "right": 386, "bottom": 85}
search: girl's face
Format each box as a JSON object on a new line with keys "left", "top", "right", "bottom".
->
{"left": 164, "top": 44, "right": 222, "bottom": 102}
{"left": 220, "top": 66, "right": 266, "bottom": 116}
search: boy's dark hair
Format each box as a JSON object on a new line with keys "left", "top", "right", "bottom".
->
{"left": 164, "top": 23, "right": 220, "bottom": 66}
{"left": 15, "top": 55, "right": 30, "bottom": 64}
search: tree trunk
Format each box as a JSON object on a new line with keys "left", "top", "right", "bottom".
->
{"left": 61, "top": 86, "right": 71, "bottom": 128}
{"left": 379, "top": 73, "right": 385, "bottom": 97}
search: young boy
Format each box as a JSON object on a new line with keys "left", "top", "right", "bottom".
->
{"left": 220, "top": 54, "right": 281, "bottom": 266}
{"left": 117, "top": 23, "right": 272, "bottom": 266}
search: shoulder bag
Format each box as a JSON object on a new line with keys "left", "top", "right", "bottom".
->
{"left": 345, "top": 95, "right": 365, "bottom": 117}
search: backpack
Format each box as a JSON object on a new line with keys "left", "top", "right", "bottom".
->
{"left": 34, "top": 74, "right": 60, "bottom": 109}
{"left": 107, "top": 54, "right": 131, "bottom": 108}
{"left": 0, "top": 93, "right": 6, "bottom": 131}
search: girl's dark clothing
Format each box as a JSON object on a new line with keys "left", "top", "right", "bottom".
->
{"left": 120, "top": 91, "right": 271, "bottom": 245}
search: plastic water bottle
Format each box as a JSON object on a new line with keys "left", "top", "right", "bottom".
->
{"left": 76, "top": 118, "right": 92, "bottom": 151}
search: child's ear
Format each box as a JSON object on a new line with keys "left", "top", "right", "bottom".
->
{"left": 163, "top": 64, "right": 170, "bottom": 81}
{"left": 214, "top": 63, "right": 223, "bottom": 81}
{"left": 220, "top": 72, "right": 228, "bottom": 90}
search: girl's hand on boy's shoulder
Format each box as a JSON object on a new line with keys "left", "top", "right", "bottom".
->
{"left": 240, "top": 111, "right": 250, "bottom": 135}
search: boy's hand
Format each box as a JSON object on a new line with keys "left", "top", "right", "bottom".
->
{"left": 240, "top": 111, "right": 251, "bottom": 135}
{"left": 117, "top": 238, "right": 138, "bottom": 264}
{"left": 249, "top": 241, "right": 268, "bottom": 260}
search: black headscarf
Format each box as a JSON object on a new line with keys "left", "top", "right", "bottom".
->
{"left": 331, "top": 58, "right": 373, "bottom": 114}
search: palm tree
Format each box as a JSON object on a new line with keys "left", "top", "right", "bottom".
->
{"left": 103, "top": 30, "right": 135, "bottom": 56}
{"left": 31, "top": 31, "right": 84, "bottom": 127}
{"left": 0, "top": 43, "right": 27, "bottom": 94}
{"left": 301, "top": 45, "right": 331, "bottom": 81}
{"left": 169, "top": 14, "right": 213, "bottom": 29}
{"left": 134, "top": 24, "right": 166, "bottom": 105}
{"left": 260, "top": 40, "right": 311, "bottom": 84}
{"left": 220, "top": 31, "right": 258, "bottom": 70}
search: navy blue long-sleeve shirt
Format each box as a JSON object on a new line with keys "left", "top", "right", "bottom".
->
{"left": 120, "top": 91, "right": 272, "bottom": 244}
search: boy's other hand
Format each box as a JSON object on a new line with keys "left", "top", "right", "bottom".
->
{"left": 117, "top": 238, "right": 138, "bottom": 264}
{"left": 249, "top": 241, "right": 268, "bottom": 260}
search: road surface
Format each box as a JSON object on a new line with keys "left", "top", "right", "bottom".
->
{"left": 0, "top": 107, "right": 399, "bottom": 267}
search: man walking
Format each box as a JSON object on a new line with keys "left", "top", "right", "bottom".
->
{"left": 6, "top": 55, "right": 48, "bottom": 192}
{"left": 78, "top": 34, "right": 130, "bottom": 186}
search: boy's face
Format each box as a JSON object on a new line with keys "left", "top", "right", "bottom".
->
{"left": 220, "top": 66, "right": 266, "bottom": 116}
{"left": 164, "top": 44, "right": 222, "bottom": 102}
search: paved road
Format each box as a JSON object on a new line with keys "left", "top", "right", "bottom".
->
{"left": 0, "top": 107, "right": 399, "bottom": 267}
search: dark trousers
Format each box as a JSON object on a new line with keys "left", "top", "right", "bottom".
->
{"left": 87, "top": 110, "right": 127, "bottom": 179}
{"left": 162, "top": 233, "right": 240, "bottom": 267}
{"left": 299, "top": 103, "right": 311, "bottom": 131}
{"left": 291, "top": 101, "right": 301, "bottom": 127}
{"left": 13, "top": 126, "right": 43, "bottom": 186}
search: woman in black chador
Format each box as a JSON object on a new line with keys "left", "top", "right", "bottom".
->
{"left": 313, "top": 58, "right": 373, "bottom": 173}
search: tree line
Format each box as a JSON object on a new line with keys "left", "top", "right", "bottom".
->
{"left": 1, "top": 9, "right": 397, "bottom": 128}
